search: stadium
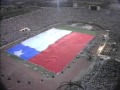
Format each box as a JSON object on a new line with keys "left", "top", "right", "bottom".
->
{"left": 1, "top": 0, "right": 120, "bottom": 90}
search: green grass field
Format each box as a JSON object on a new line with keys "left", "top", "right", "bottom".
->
{"left": 56, "top": 25, "right": 96, "bottom": 35}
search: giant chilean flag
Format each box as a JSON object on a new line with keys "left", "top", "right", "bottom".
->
{"left": 7, "top": 28, "right": 95, "bottom": 73}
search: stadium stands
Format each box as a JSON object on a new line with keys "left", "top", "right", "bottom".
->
{"left": 1, "top": 4, "right": 120, "bottom": 90}
{"left": 1, "top": 7, "right": 120, "bottom": 46}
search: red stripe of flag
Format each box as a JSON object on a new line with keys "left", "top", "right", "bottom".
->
{"left": 29, "top": 32, "right": 95, "bottom": 73}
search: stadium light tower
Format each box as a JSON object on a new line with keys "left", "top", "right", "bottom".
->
{"left": 56, "top": 0, "right": 60, "bottom": 11}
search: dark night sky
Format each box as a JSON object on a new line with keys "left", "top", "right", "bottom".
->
{"left": 1, "top": 0, "right": 120, "bottom": 5}
{"left": 1, "top": 0, "right": 13, "bottom": 4}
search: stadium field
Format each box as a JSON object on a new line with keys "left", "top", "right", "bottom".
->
{"left": 56, "top": 25, "right": 96, "bottom": 35}
{"left": 6, "top": 25, "right": 96, "bottom": 77}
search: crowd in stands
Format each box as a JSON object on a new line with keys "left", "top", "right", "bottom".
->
{"left": 79, "top": 59, "right": 120, "bottom": 90}
{"left": 1, "top": 7, "right": 120, "bottom": 46}
{"left": 1, "top": 7, "right": 120, "bottom": 90}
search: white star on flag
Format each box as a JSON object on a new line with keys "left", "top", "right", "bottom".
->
{"left": 14, "top": 49, "right": 24, "bottom": 57}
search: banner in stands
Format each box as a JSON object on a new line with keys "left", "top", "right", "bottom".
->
{"left": 7, "top": 28, "right": 94, "bottom": 73}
